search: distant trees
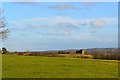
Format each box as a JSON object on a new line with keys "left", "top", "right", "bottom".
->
{"left": 58, "top": 51, "right": 65, "bottom": 54}
{"left": 91, "top": 53, "right": 120, "bottom": 60}
{"left": 58, "top": 51, "right": 70, "bottom": 54}
{"left": 87, "top": 48, "right": 120, "bottom": 60}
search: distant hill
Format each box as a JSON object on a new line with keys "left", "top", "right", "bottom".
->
{"left": 84, "top": 48, "right": 118, "bottom": 54}
{"left": 10, "top": 48, "right": 119, "bottom": 60}
{"left": 28, "top": 48, "right": 118, "bottom": 54}
{"left": 30, "top": 49, "right": 78, "bottom": 54}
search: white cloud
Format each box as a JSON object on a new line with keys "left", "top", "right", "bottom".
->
{"left": 12, "top": 16, "right": 117, "bottom": 36}
{"left": 64, "top": 31, "right": 68, "bottom": 35}
{"left": 90, "top": 20, "right": 106, "bottom": 28}
{"left": 11, "top": 2, "right": 76, "bottom": 11}
{"left": 81, "top": 2, "right": 97, "bottom": 9}
{"left": 49, "top": 3, "right": 76, "bottom": 10}
{"left": 74, "top": 31, "right": 118, "bottom": 45}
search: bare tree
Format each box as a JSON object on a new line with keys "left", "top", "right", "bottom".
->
{"left": 0, "top": 8, "right": 9, "bottom": 41}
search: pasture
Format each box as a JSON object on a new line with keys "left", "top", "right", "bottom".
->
{"left": 0, "top": 54, "right": 1, "bottom": 78}
{"left": 2, "top": 54, "right": 119, "bottom": 78}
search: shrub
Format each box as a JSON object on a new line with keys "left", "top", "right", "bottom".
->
{"left": 58, "top": 51, "right": 65, "bottom": 54}
{"left": 17, "top": 52, "right": 24, "bottom": 55}
{"left": 81, "top": 55, "right": 93, "bottom": 59}
{"left": 2, "top": 47, "right": 8, "bottom": 54}
{"left": 92, "top": 53, "right": 120, "bottom": 60}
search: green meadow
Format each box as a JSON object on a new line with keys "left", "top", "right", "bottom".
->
{"left": 0, "top": 54, "right": 2, "bottom": 78}
{"left": 2, "top": 54, "right": 118, "bottom": 78}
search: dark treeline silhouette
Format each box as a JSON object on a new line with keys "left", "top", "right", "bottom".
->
{"left": 85, "top": 48, "right": 118, "bottom": 54}
{"left": 85, "top": 48, "right": 119, "bottom": 60}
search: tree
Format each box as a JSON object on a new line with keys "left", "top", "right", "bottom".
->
{"left": 2, "top": 47, "right": 8, "bottom": 54}
{"left": 0, "top": 8, "right": 9, "bottom": 54}
{"left": 0, "top": 8, "right": 9, "bottom": 41}
{"left": 58, "top": 51, "right": 65, "bottom": 54}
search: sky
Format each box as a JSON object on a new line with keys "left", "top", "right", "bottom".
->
{"left": 1, "top": 2, "right": 118, "bottom": 52}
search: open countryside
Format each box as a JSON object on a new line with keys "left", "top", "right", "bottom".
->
{"left": 2, "top": 54, "right": 118, "bottom": 78}
{"left": 1, "top": 1, "right": 119, "bottom": 78}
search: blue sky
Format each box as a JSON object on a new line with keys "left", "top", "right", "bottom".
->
{"left": 2, "top": 2, "right": 118, "bottom": 52}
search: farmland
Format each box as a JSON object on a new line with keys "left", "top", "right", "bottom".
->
{"left": 0, "top": 54, "right": 1, "bottom": 78}
{"left": 2, "top": 54, "right": 118, "bottom": 78}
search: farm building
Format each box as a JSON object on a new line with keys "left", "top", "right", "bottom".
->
{"left": 76, "top": 49, "right": 85, "bottom": 56}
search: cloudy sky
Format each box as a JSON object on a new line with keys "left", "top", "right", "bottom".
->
{"left": 2, "top": 2, "right": 118, "bottom": 52}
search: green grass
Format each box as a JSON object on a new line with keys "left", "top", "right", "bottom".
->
{"left": 2, "top": 54, "right": 118, "bottom": 78}
{"left": 0, "top": 54, "right": 2, "bottom": 78}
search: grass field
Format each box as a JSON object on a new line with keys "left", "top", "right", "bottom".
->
{"left": 0, "top": 54, "right": 2, "bottom": 78}
{"left": 2, "top": 54, "right": 119, "bottom": 78}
